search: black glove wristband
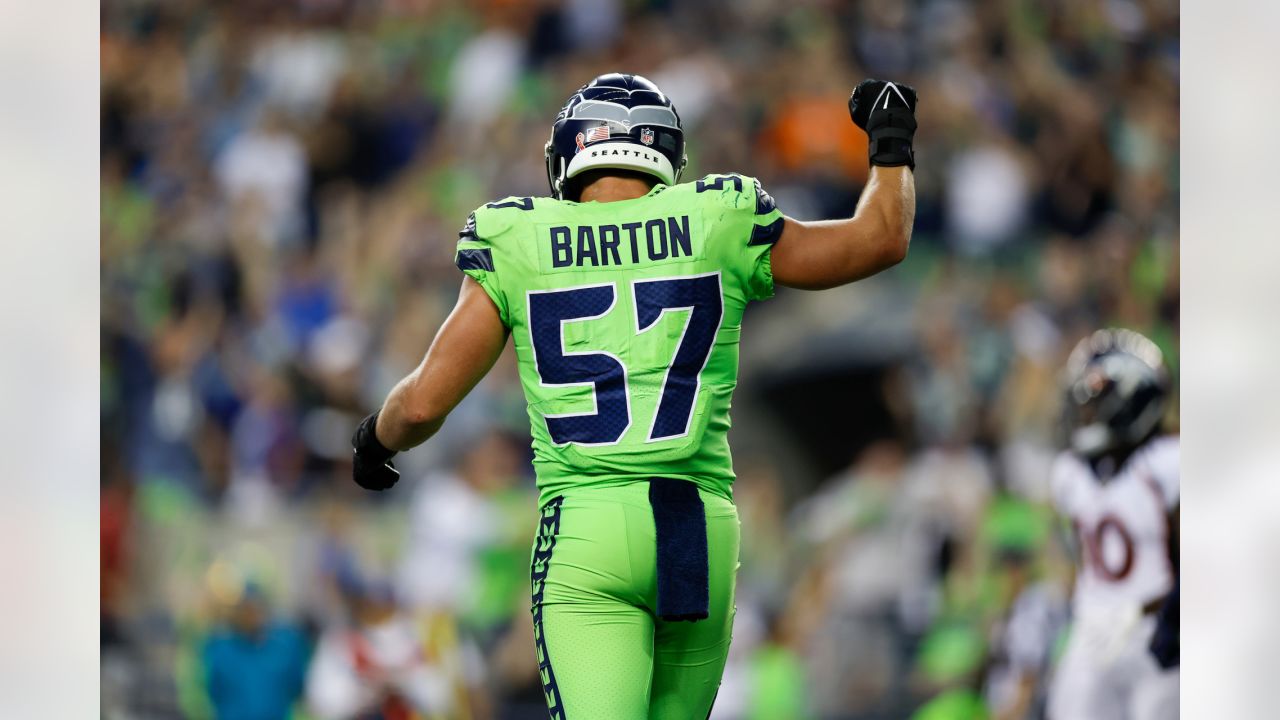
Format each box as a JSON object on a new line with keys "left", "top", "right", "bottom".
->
{"left": 866, "top": 108, "right": 917, "bottom": 169}
{"left": 352, "top": 411, "right": 396, "bottom": 463}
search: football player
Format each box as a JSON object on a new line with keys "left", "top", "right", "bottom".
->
{"left": 351, "top": 73, "right": 918, "bottom": 719}
{"left": 1047, "top": 329, "right": 1179, "bottom": 720}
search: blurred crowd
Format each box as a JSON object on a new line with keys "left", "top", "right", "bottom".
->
{"left": 100, "top": 0, "right": 1179, "bottom": 718}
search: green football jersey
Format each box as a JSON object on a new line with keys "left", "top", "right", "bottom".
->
{"left": 454, "top": 174, "right": 783, "bottom": 506}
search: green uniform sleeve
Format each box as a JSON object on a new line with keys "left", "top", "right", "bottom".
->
{"left": 697, "top": 173, "right": 783, "bottom": 302}
{"left": 743, "top": 176, "right": 783, "bottom": 301}
{"left": 454, "top": 209, "right": 512, "bottom": 326}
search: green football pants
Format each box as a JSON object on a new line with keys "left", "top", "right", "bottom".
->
{"left": 529, "top": 480, "right": 740, "bottom": 720}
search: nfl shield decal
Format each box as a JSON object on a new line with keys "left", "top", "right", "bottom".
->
{"left": 640, "top": 128, "right": 655, "bottom": 145}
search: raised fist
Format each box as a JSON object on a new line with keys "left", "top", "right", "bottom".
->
{"left": 848, "top": 79, "right": 918, "bottom": 169}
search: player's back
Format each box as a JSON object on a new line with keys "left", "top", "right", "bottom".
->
{"left": 455, "top": 174, "right": 783, "bottom": 506}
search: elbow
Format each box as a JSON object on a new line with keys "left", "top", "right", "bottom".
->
{"left": 401, "top": 401, "right": 447, "bottom": 430}
{"left": 398, "top": 373, "right": 453, "bottom": 430}
{"left": 885, "top": 234, "right": 909, "bottom": 267}
{"left": 377, "top": 399, "right": 447, "bottom": 452}
{"left": 879, "top": 226, "right": 910, "bottom": 268}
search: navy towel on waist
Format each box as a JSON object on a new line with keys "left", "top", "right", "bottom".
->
{"left": 648, "top": 477, "right": 709, "bottom": 622}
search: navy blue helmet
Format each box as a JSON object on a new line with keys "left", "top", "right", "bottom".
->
{"left": 545, "top": 73, "right": 687, "bottom": 200}
{"left": 1062, "top": 328, "right": 1170, "bottom": 459}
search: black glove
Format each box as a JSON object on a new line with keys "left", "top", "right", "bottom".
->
{"left": 849, "top": 79, "right": 918, "bottom": 170}
{"left": 352, "top": 411, "right": 400, "bottom": 491}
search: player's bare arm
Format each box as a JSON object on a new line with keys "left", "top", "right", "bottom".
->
{"left": 771, "top": 165, "right": 914, "bottom": 289}
{"left": 772, "top": 79, "right": 918, "bottom": 290}
{"left": 379, "top": 276, "right": 507, "bottom": 449}
{"left": 351, "top": 277, "right": 507, "bottom": 490}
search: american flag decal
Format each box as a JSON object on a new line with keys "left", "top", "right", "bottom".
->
{"left": 584, "top": 125, "right": 611, "bottom": 143}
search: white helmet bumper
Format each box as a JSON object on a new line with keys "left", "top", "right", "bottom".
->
{"left": 564, "top": 141, "right": 679, "bottom": 187}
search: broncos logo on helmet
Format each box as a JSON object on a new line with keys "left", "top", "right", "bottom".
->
{"left": 544, "top": 73, "right": 688, "bottom": 201}
{"left": 1062, "top": 328, "right": 1171, "bottom": 459}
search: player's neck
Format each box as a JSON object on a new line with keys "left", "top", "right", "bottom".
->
{"left": 577, "top": 175, "right": 655, "bottom": 204}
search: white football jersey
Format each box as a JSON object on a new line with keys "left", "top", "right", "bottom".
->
{"left": 1051, "top": 435, "right": 1178, "bottom": 614}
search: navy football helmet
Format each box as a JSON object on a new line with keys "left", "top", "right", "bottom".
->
{"left": 1061, "top": 328, "right": 1170, "bottom": 459}
{"left": 545, "top": 73, "right": 687, "bottom": 200}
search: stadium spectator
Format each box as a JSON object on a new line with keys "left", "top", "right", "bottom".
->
{"left": 304, "top": 579, "right": 476, "bottom": 720}
{"left": 200, "top": 583, "right": 311, "bottom": 720}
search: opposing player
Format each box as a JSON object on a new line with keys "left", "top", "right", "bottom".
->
{"left": 1048, "top": 329, "right": 1179, "bottom": 720}
{"left": 351, "top": 73, "right": 918, "bottom": 719}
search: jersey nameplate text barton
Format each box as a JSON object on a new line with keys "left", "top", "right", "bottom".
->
{"left": 536, "top": 214, "right": 705, "bottom": 272}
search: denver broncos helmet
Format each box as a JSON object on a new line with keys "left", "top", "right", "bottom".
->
{"left": 1061, "top": 328, "right": 1170, "bottom": 459}
{"left": 545, "top": 73, "right": 687, "bottom": 200}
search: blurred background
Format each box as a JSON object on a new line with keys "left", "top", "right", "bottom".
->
{"left": 99, "top": 0, "right": 1178, "bottom": 718}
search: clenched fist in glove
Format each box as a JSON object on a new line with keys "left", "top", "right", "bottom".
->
{"left": 352, "top": 411, "right": 400, "bottom": 491}
{"left": 849, "top": 79, "right": 918, "bottom": 170}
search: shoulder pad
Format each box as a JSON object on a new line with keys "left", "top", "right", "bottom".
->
{"left": 694, "top": 173, "right": 777, "bottom": 214}
{"left": 752, "top": 178, "right": 777, "bottom": 215}
{"left": 458, "top": 211, "right": 480, "bottom": 242}
{"left": 690, "top": 173, "right": 783, "bottom": 246}
{"left": 467, "top": 196, "right": 540, "bottom": 243}
{"left": 455, "top": 212, "right": 494, "bottom": 271}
